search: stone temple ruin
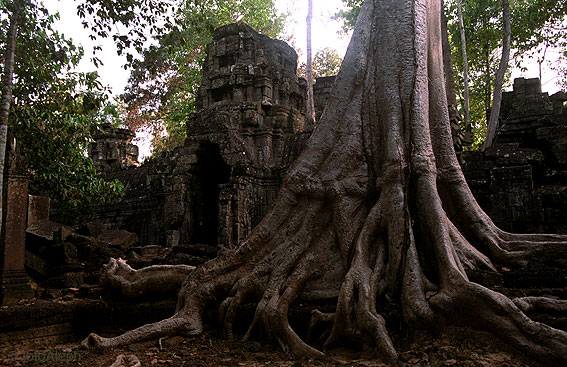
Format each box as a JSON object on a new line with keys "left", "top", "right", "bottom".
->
{"left": 1, "top": 23, "right": 566, "bottom": 350}
{"left": 88, "top": 23, "right": 313, "bottom": 253}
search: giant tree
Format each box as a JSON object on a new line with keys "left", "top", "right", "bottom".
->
{"left": 82, "top": 0, "right": 567, "bottom": 363}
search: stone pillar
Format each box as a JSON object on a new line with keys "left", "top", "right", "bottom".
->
{"left": 0, "top": 149, "right": 34, "bottom": 305}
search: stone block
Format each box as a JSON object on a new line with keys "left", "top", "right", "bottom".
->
{"left": 77, "top": 219, "right": 105, "bottom": 238}
{"left": 26, "top": 220, "right": 74, "bottom": 244}
{"left": 100, "top": 230, "right": 138, "bottom": 250}
{"left": 486, "top": 146, "right": 544, "bottom": 166}
{"left": 491, "top": 165, "right": 532, "bottom": 182}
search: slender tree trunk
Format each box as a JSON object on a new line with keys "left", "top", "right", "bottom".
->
{"left": 483, "top": 0, "right": 511, "bottom": 150}
{"left": 0, "top": 4, "right": 19, "bottom": 234}
{"left": 306, "top": 0, "right": 315, "bottom": 121}
{"left": 441, "top": 6, "right": 456, "bottom": 109}
{"left": 457, "top": 0, "right": 470, "bottom": 127}
{"left": 538, "top": 43, "right": 548, "bottom": 82}
{"left": 83, "top": 0, "right": 567, "bottom": 364}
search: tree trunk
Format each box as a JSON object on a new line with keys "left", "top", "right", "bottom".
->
{"left": 82, "top": 0, "right": 567, "bottom": 364}
{"left": 483, "top": 0, "right": 511, "bottom": 150}
{"left": 0, "top": 3, "right": 19, "bottom": 234}
{"left": 306, "top": 0, "right": 315, "bottom": 122}
{"left": 457, "top": 0, "right": 470, "bottom": 127}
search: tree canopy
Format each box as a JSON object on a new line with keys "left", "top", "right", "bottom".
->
{"left": 298, "top": 47, "right": 343, "bottom": 79}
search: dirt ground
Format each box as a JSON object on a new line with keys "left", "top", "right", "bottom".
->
{"left": 0, "top": 326, "right": 544, "bottom": 367}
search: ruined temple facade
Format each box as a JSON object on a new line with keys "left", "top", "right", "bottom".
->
{"left": 89, "top": 25, "right": 567, "bottom": 251}
{"left": 91, "top": 24, "right": 311, "bottom": 249}
{"left": 461, "top": 78, "right": 567, "bottom": 233}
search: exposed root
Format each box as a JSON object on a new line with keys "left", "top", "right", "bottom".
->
{"left": 100, "top": 258, "right": 194, "bottom": 298}
{"left": 80, "top": 316, "right": 193, "bottom": 350}
{"left": 326, "top": 182, "right": 402, "bottom": 362}
{"left": 429, "top": 279, "right": 567, "bottom": 365}
{"left": 306, "top": 310, "right": 335, "bottom": 343}
{"left": 513, "top": 297, "right": 567, "bottom": 314}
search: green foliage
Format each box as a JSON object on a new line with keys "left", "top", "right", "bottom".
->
{"left": 1, "top": 0, "right": 124, "bottom": 219}
{"left": 333, "top": 0, "right": 363, "bottom": 33}
{"left": 555, "top": 49, "right": 567, "bottom": 90}
{"left": 298, "top": 47, "right": 343, "bottom": 79}
{"left": 121, "top": 0, "right": 285, "bottom": 155}
{"left": 313, "top": 48, "right": 343, "bottom": 77}
{"left": 75, "top": 0, "right": 176, "bottom": 67}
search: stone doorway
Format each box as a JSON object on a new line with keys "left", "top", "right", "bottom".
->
{"left": 191, "top": 142, "right": 231, "bottom": 246}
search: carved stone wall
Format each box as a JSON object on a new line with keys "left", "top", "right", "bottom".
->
{"left": 461, "top": 78, "right": 567, "bottom": 233}
{"left": 313, "top": 76, "right": 336, "bottom": 121}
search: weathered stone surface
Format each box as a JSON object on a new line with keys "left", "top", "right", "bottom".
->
{"left": 26, "top": 220, "right": 74, "bottom": 245}
{"left": 1, "top": 147, "right": 35, "bottom": 305}
{"left": 77, "top": 219, "right": 105, "bottom": 238}
{"left": 27, "top": 195, "right": 50, "bottom": 226}
{"left": 0, "top": 297, "right": 176, "bottom": 349}
{"left": 313, "top": 76, "right": 336, "bottom": 122}
{"left": 25, "top": 220, "right": 127, "bottom": 288}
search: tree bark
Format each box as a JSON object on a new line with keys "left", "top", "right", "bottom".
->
{"left": 83, "top": 0, "right": 567, "bottom": 364}
{"left": 0, "top": 3, "right": 19, "bottom": 234}
{"left": 99, "top": 258, "right": 194, "bottom": 298}
{"left": 457, "top": 0, "right": 470, "bottom": 128}
{"left": 306, "top": 0, "right": 315, "bottom": 122}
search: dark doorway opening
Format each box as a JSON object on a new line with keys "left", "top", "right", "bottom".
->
{"left": 192, "top": 142, "right": 231, "bottom": 246}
